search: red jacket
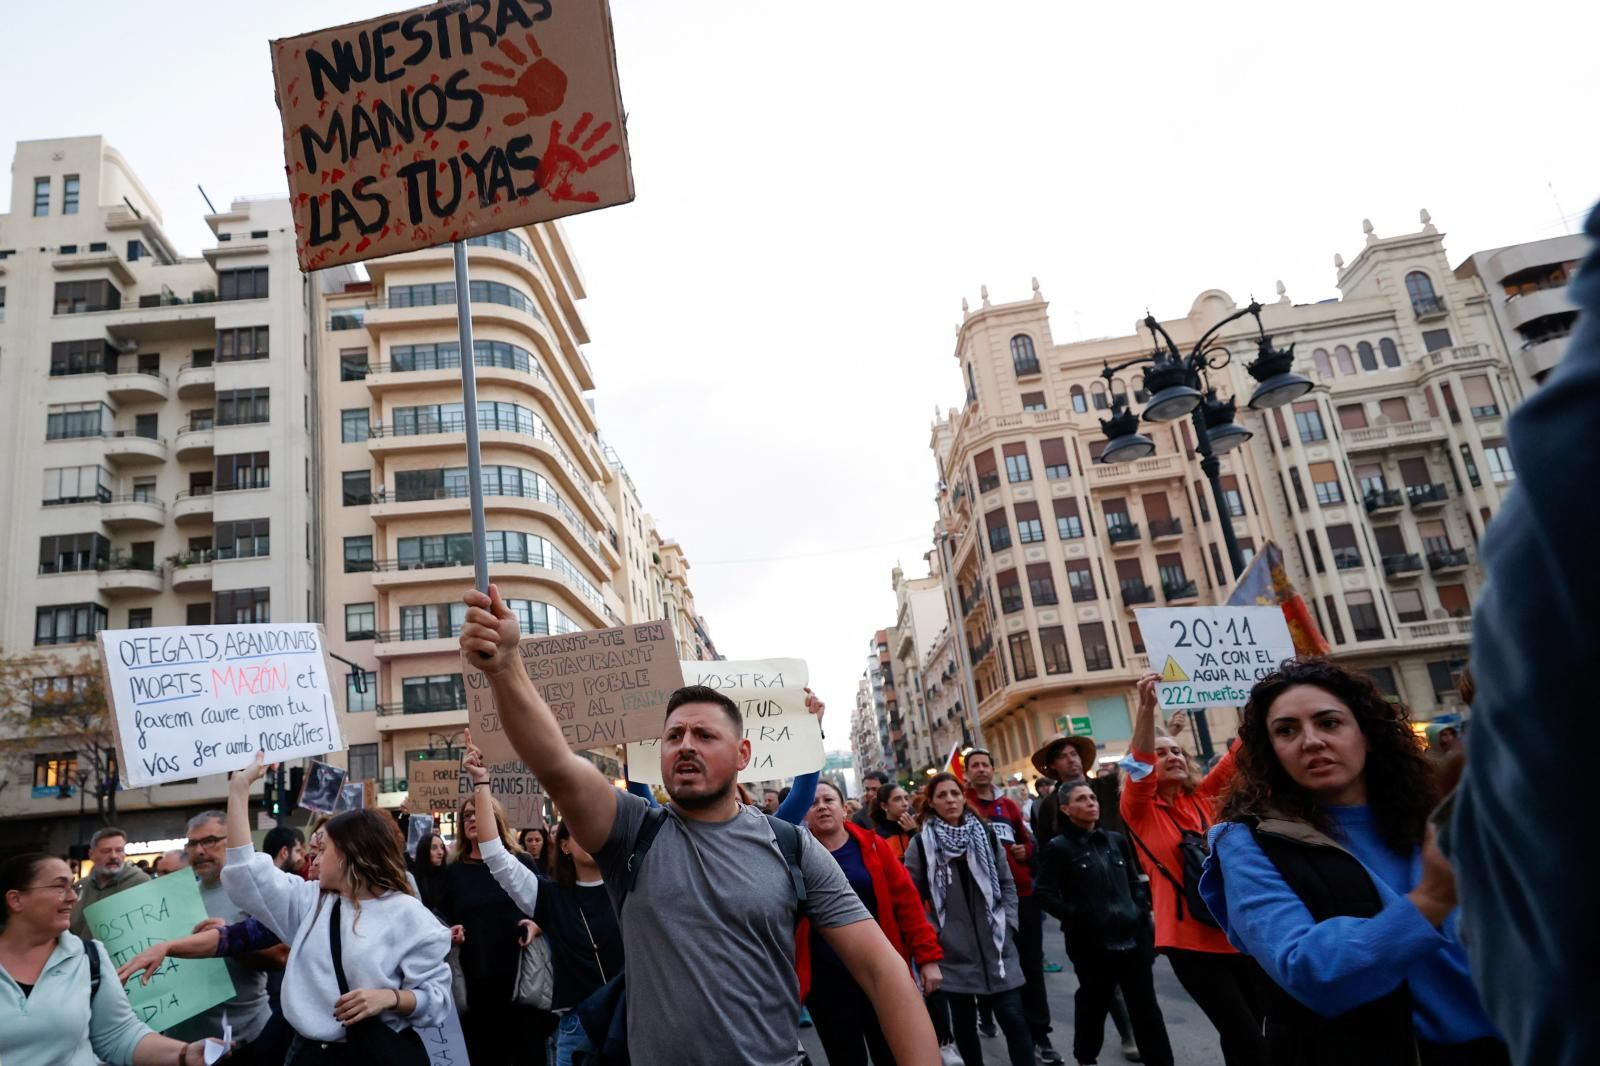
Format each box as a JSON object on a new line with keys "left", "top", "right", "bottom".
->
{"left": 795, "top": 821, "right": 943, "bottom": 1001}
{"left": 966, "top": 787, "right": 1035, "bottom": 896}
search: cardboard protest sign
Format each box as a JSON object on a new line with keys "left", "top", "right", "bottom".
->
{"left": 626, "top": 660, "right": 823, "bottom": 785}
{"left": 299, "top": 759, "right": 347, "bottom": 814}
{"left": 497, "top": 773, "right": 547, "bottom": 828}
{"left": 99, "top": 625, "right": 343, "bottom": 788}
{"left": 464, "top": 620, "right": 683, "bottom": 759}
{"left": 1135, "top": 606, "right": 1296, "bottom": 710}
{"left": 84, "top": 875, "right": 235, "bottom": 1032}
{"left": 269, "top": 0, "right": 634, "bottom": 272}
{"left": 407, "top": 760, "right": 464, "bottom": 810}
{"left": 418, "top": 992, "right": 470, "bottom": 1066}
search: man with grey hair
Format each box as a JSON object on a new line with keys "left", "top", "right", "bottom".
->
{"left": 68, "top": 825, "right": 150, "bottom": 937}
{"left": 153, "top": 848, "right": 188, "bottom": 876}
{"left": 165, "top": 810, "right": 274, "bottom": 1053}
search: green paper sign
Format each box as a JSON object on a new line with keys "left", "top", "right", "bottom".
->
{"left": 83, "top": 874, "right": 235, "bottom": 1032}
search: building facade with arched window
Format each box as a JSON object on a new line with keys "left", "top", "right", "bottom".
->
{"left": 898, "top": 214, "right": 1524, "bottom": 781}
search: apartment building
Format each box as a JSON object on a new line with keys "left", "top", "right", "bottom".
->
{"left": 928, "top": 215, "right": 1520, "bottom": 780}
{"left": 850, "top": 674, "right": 885, "bottom": 781}
{"left": 0, "top": 137, "right": 317, "bottom": 851}
{"left": 1457, "top": 229, "right": 1591, "bottom": 390}
{"left": 887, "top": 564, "right": 954, "bottom": 774}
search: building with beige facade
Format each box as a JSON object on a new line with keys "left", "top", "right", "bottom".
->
{"left": 0, "top": 137, "right": 320, "bottom": 851}
{"left": 1457, "top": 229, "right": 1590, "bottom": 391}
{"left": 887, "top": 564, "right": 955, "bottom": 774}
{"left": 924, "top": 213, "right": 1522, "bottom": 781}
{"left": 850, "top": 674, "right": 885, "bottom": 783}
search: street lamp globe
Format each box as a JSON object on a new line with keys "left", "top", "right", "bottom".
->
{"left": 1098, "top": 399, "right": 1157, "bottom": 464}
{"left": 1138, "top": 362, "right": 1203, "bottom": 421}
{"left": 1245, "top": 338, "right": 1313, "bottom": 409}
{"left": 1202, "top": 392, "right": 1253, "bottom": 454}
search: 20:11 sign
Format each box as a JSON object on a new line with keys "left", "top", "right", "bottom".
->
{"left": 1135, "top": 607, "right": 1297, "bottom": 711}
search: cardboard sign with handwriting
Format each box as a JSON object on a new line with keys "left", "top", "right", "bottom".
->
{"left": 464, "top": 621, "right": 684, "bottom": 759}
{"left": 626, "top": 659, "right": 823, "bottom": 784}
{"left": 84, "top": 875, "right": 234, "bottom": 1032}
{"left": 407, "top": 760, "right": 464, "bottom": 811}
{"left": 270, "top": 0, "right": 634, "bottom": 272}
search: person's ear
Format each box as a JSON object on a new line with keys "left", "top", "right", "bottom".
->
{"left": 736, "top": 738, "right": 752, "bottom": 771}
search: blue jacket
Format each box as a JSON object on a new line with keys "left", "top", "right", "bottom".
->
{"left": 1449, "top": 201, "right": 1600, "bottom": 1065}
{"left": 1201, "top": 808, "right": 1498, "bottom": 1046}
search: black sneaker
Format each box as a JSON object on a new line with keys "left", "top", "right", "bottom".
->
{"left": 979, "top": 1021, "right": 999, "bottom": 1038}
{"left": 1035, "top": 1037, "right": 1065, "bottom": 1064}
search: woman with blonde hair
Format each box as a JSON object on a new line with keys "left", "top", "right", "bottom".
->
{"left": 440, "top": 778, "right": 552, "bottom": 1065}
{"left": 221, "top": 753, "right": 451, "bottom": 1065}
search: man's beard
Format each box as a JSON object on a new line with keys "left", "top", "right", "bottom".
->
{"left": 666, "top": 769, "right": 736, "bottom": 810}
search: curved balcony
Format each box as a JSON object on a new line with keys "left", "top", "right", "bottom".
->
{"left": 104, "top": 368, "right": 170, "bottom": 404}
{"left": 175, "top": 424, "right": 214, "bottom": 460}
{"left": 1344, "top": 418, "right": 1447, "bottom": 452}
{"left": 103, "top": 432, "right": 167, "bottom": 467}
{"left": 98, "top": 562, "right": 163, "bottom": 597}
{"left": 100, "top": 494, "right": 165, "bottom": 529}
{"left": 1504, "top": 285, "right": 1576, "bottom": 334}
{"left": 170, "top": 552, "right": 214, "bottom": 592}
{"left": 173, "top": 488, "right": 215, "bottom": 525}
{"left": 367, "top": 558, "right": 610, "bottom": 628}
{"left": 176, "top": 362, "right": 216, "bottom": 399}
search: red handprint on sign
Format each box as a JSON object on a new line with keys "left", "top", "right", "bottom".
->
{"left": 534, "top": 113, "right": 620, "bottom": 204}
{"left": 479, "top": 34, "right": 568, "bottom": 126}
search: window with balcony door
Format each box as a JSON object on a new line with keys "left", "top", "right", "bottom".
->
{"left": 1292, "top": 400, "right": 1326, "bottom": 442}
{"left": 1398, "top": 457, "right": 1434, "bottom": 498}
{"left": 1312, "top": 348, "right": 1333, "bottom": 379}
{"left": 1374, "top": 524, "right": 1409, "bottom": 561}
{"left": 985, "top": 509, "right": 1011, "bottom": 551}
{"left": 1065, "top": 559, "right": 1096, "bottom": 602}
{"left": 1143, "top": 492, "right": 1177, "bottom": 536}
{"left": 1026, "top": 563, "right": 1057, "bottom": 606}
{"left": 1070, "top": 386, "right": 1088, "bottom": 414}
{"left": 1040, "top": 438, "right": 1070, "bottom": 480}
{"left": 1483, "top": 439, "right": 1514, "bottom": 484}
{"left": 404, "top": 674, "right": 467, "bottom": 714}
{"left": 1008, "top": 632, "right": 1038, "bottom": 680}
{"left": 400, "top": 603, "right": 467, "bottom": 642}
{"left": 1053, "top": 497, "right": 1083, "bottom": 539}
{"left": 997, "top": 569, "right": 1023, "bottom": 613}
{"left": 1115, "top": 558, "right": 1148, "bottom": 602}
{"left": 1156, "top": 553, "right": 1190, "bottom": 596}
{"left": 1418, "top": 519, "right": 1452, "bottom": 555}
{"left": 1438, "top": 583, "right": 1470, "bottom": 617}
{"left": 1039, "top": 626, "right": 1070, "bottom": 674}
{"left": 1103, "top": 498, "right": 1131, "bottom": 531}
{"left": 1010, "top": 334, "right": 1040, "bottom": 376}
{"left": 1463, "top": 375, "right": 1499, "bottom": 419}
{"left": 1327, "top": 524, "right": 1361, "bottom": 570}
{"left": 1380, "top": 397, "right": 1410, "bottom": 424}
{"left": 1337, "top": 404, "right": 1368, "bottom": 430}
{"left": 1003, "top": 443, "right": 1032, "bottom": 483}
{"left": 1220, "top": 475, "right": 1246, "bottom": 517}
{"left": 1347, "top": 592, "right": 1382, "bottom": 641}
{"left": 1309, "top": 461, "right": 1344, "bottom": 505}
{"left": 974, "top": 449, "right": 1000, "bottom": 493}
{"left": 1021, "top": 392, "right": 1047, "bottom": 412}
{"left": 1334, "top": 345, "right": 1357, "bottom": 376}
{"left": 1014, "top": 502, "right": 1045, "bottom": 544}
{"left": 1393, "top": 588, "right": 1427, "bottom": 624}
{"left": 1078, "top": 623, "right": 1113, "bottom": 671}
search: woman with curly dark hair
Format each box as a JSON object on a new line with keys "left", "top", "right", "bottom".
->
{"left": 1198, "top": 659, "right": 1506, "bottom": 1066}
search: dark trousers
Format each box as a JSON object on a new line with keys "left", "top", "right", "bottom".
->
{"left": 1015, "top": 894, "right": 1052, "bottom": 1041}
{"left": 1165, "top": 949, "right": 1268, "bottom": 1066}
{"left": 1070, "top": 941, "right": 1174, "bottom": 1066}
{"left": 928, "top": 991, "right": 954, "bottom": 1045}
{"left": 807, "top": 968, "right": 894, "bottom": 1066}
{"left": 948, "top": 988, "right": 1033, "bottom": 1066}
{"left": 462, "top": 989, "right": 550, "bottom": 1066}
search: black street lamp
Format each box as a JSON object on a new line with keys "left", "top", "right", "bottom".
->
{"left": 1098, "top": 299, "right": 1311, "bottom": 581}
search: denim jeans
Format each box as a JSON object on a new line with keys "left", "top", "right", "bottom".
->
{"left": 554, "top": 1012, "right": 594, "bottom": 1066}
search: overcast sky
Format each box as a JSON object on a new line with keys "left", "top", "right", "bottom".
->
{"left": 4, "top": 1, "right": 1596, "bottom": 758}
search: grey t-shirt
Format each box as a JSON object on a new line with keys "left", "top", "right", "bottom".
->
{"left": 167, "top": 875, "right": 272, "bottom": 1044}
{"left": 596, "top": 791, "right": 871, "bottom": 1066}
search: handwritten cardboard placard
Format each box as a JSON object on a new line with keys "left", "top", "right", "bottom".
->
{"left": 418, "top": 992, "right": 470, "bottom": 1066}
{"left": 407, "top": 760, "right": 464, "bottom": 811}
{"left": 626, "top": 659, "right": 822, "bottom": 785}
{"left": 1134, "top": 606, "right": 1296, "bottom": 710}
{"left": 496, "top": 772, "right": 547, "bottom": 828}
{"left": 84, "top": 874, "right": 235, "bottom": 1033}
{"left": 269, "top": 0, "right": 634, "bottom": 272}
{"left": 464, "top": 620, "right": 683, "bottom": 759}
{"left": 99, "top": 625, "right": 343, "bottom": 788}
{"left": 299, "top": 759, "right": 347, "bottom": 814}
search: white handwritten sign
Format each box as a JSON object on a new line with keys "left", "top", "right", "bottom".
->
{"left": 1134, "top": 607, "right": 1295, "bottom": 710}
{"left": 417, "top": 986, "right": 471, "bottom": 1066}
{"left": 626, "top": 659, "right": 822, "bottom": 785}
{"left": 99, "top": 625, "right": 344, "bottom": 787}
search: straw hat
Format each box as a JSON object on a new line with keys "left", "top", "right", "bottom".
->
{"left": 1030, "top": 733, "right": 1098, "bottom": 778}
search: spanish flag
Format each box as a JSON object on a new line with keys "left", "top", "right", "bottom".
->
{"left": 944, "top": 742, "right": 966, "bottom": 785}
{"left": 1226, "top": 541, "right": 1331, "bottom": 656}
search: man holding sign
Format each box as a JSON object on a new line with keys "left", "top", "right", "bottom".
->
{"left": 458, "top": 585, "right": 939, "bottom": 1065}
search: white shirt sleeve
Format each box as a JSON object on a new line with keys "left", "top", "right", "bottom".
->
{"left": 478, "top": 837, "right": 541, "bottom": 918}
{"left": 220, "top": 845, "right": 320, "bottom": 942}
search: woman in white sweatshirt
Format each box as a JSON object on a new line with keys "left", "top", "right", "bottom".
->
{"left": 220, "top": 753, "right": 452, "bottom": 1065}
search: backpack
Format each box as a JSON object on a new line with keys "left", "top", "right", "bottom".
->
{"left": 1126, "top": 805, "right": 1219, "bottom": 928}
{"left": 574, "top": 807, "right": 809, "bottom": 1065}
{"left": 76, "top": 935, "right": 102, "bottom": 998}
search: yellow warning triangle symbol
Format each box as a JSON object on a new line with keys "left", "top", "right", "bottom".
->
{"left": 1160, "top": 656, "right": 1189, "bottom": 682}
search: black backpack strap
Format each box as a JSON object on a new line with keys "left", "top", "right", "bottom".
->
{"left": 1124, "top": 823, "right": 1188, "bottom": 921}
{"left": 617, "top": 806, "right": 670, "bottom": 914}
{"left": 329, "top": 897, "right": 351, "bottom": 995}
{"left": 765, "top": 816, "right": 808, "bottom": 921}
{"left": 77, "top": 935, "right": 101, "bottom": 999}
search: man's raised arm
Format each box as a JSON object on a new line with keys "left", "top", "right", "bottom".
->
{"left": 460, "top": 584, "right": 619, "bottom": 852}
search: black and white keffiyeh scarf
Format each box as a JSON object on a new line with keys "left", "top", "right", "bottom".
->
{"left": 926, "top": 811, "right": 1007, "bottom": 978}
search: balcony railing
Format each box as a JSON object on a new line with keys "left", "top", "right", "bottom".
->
{"left": 176, "top": 486, "right": 214, "bottom": 500}
{"left": 1070, "top": 586, "right": 1098, "bottom": 603}
{"left": 1364, "top": 489, "right": 1405, "bottom": 513}
{"left": 100, "top": 559, "right": 163, "bottom": 575}
{"left": 1382, "top": 553, "right": 1424, "bottom": 577}
{"left": 376, "top": 702, "right": 468, "bottom": 717}
{"left": 1427, "top": 548, "right": 1471, "bottom": 572}
{"left": 1108, "top": 523, "right": 1141, "bottom": 544}
{"left": 1121, "top": 583, "right": 1156, "bottom": 606}
{"left": 1411, "top": 295, "right": 1448, "bottom": 318}
{"left": 1162, "top": 578, "right": 1198, "bottom": 600}
{"left": 1332, "top": 548, "right": 1363, "bottom": 571}
{"left": 1013, "top": 359, "right": 1041, "bottom": 377}
{"left": 102, "top": 493, "right": 164, "bottom": 511}
{"left": 1407, "top": 483, "right": 1449, "bottom": 508}
{"left": 171, "top": 550, "right": 216, "bottom": 566}
{"left": 1149, "top": 518, "right": 1183, "bottom": 538}
{"left": 967, "top": 634, "right": 995, "bottom": 665}
{"left": 1083, "top": 651, "right": 1115, "bottom": 671}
